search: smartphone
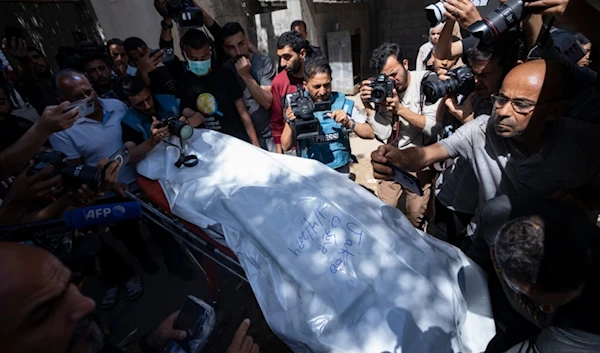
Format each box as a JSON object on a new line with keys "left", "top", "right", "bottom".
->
{"left": 64, "top": 96, "right": 95, "bottom": 117}
{"left": 108, "top": 146, "right": 130, "bottom": 166}
{"left": 150, "top": 47, "right": 175, "bottom": 62}
{"left": 174, "top": 296, "right": 209, "bottom": 353}
{"left": 386, "top": 162, "right": 424, "bottom": 196}
{"left": 5, "top": 26, "right": 23, "bottom": 49}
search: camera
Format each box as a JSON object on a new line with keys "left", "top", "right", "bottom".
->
{"left": 425, "top": 2, "right": 446, "bottom": 27}
{"left": 28, "top": 149, "right": 105, "bottom": 191}
{"left": 369, "top": 74, "right": 394, "bottom": 105}
{"left": 167, "top": 0, "right": 204, "bottom": 29}
{"left": 469, "top": 0, "right": 531, "bottom": 45}
{"left": 158, "top": 115, "right": 194, "bottom": 140}
{"left": 286, "top": 88, "right": 333, "bottom": 140}
{"left": 422, "top": 66, "right": 475, "bottom": 103}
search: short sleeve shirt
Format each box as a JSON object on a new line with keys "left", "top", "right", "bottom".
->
{"left": 178, "top": 67, "right": 250, "bottom": 143}
{"left": 439, "top": 116, "right": 600, "bottom": 205}
{"left": 49, "top": 98, "right": 137, "bottom": 183}
{"left": 223, "top": 54, "right": 276, "bottom": 139}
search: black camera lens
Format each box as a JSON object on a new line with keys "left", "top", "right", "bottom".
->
{"left": 61, "top": 165, "right": 104, "bottom": 191}
{"left": 371, "top": 88, "right": 387, "bottom": 104}
{"left": 469, "top": 0, "right": 527, "bottom": 44}
{"left": 169, "top": 120, "right": 194, "bottom": 140}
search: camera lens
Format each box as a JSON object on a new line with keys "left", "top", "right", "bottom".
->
{"left": 62, "top": 165, "right": 104, "bottom": 191}
{"left": 425, "top": 2, "right": 446, "bottom": 27}
{"left": 179, "top": 124, "right": 194, "bottom": 140}
{"left": 371, "top": 88, "right": 386, "bottom": 103}
{"left": 469, "top": 0, "right": 527, "bottom": 44}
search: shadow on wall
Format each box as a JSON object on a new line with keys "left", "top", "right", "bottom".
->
{"left": 0, "top": 1, "right": 103, "bottom": 72}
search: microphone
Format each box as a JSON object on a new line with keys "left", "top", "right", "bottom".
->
{"left": 63, "top": 202, "right": 142, "bottom": 229}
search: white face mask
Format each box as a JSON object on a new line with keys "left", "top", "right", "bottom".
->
{"left": 187, "top": 57, "right": 211, "bottom": 76}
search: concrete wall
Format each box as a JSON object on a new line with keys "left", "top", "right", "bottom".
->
{"left": 255, "top": 2, "right": 371, "bottom": 72}
{"left": 0, "top": 0, "right": 103, "bottom": 71}
{"left": 378, "top": 0, "right": 498, "bottom": 70}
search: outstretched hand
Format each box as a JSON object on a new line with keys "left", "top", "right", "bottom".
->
{"left": 225, "top": 319, "right": 260, "bottom": 353}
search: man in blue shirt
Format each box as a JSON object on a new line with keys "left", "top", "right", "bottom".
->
{"left": 281, "top": 57, "right": 373, "bottom": 173}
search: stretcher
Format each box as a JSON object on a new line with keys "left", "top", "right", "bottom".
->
{"left": 127, "top": 176, "right": 247, "bottom": 301}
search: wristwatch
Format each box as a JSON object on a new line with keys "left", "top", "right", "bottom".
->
{"left": 285, "top": 116, "right": 295, "bottom": 125}
{"left": 349, "top": 119, "right": 356, "bottom": 131}
{"left": 161, "top": 19, "right": 174, "bottom": 29}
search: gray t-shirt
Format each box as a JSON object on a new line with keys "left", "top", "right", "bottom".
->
{"left": 439, "top": 115, "right": 600, "bottom": 206}
{"left": 224, "top": 53, "right": 277, "bottom": 139}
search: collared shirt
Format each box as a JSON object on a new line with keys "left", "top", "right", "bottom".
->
{"left": 49, "top": 98, "right": 137, "bottom": 183}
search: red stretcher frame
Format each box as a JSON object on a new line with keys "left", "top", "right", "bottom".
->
{"left": 128, "top": 176, "right": 248, "bottom": 301}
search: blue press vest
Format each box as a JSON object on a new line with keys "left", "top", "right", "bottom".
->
{"left": 300, "top": 92, "right": 354, "bottom": 170}
{"left": 121, "top": 94, "right": 180, "bottom": 139}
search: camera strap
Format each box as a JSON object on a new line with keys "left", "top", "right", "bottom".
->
{"left": 526, "top": 16, "right": 555, "bottom": 61}
{"left": 163, "top": 138, "right": 199, "bottom": 168}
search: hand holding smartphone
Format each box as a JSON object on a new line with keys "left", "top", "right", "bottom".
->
{"left": 385, "top": 162, "right": 424, "bottom": 196}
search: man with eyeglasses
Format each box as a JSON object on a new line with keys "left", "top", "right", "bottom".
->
{"left": 371, "top": 59, "right": 600, "bottom": 216}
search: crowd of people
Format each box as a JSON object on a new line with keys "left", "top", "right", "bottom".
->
{"left": 0, "top": 0, "right": 599, "bottom": 352}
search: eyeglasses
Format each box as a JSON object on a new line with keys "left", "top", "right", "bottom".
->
{"left": 490, "top": 94, "right": 552, "bottom": 115}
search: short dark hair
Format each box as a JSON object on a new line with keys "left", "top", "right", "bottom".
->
{"left": 221, "top": 22, "right": 245, "bottom": 40}
{"left": 304, "top": 56, "right": 331, "bottom": 81}
{"left": 494, "top": 203, "right": 592, "bottom": 293}
{"left": 120, "top": 76, "right": 147, "bottom": 98}
{"left": 26, "top": 46, "right": 44, "bottom": 57}
{"left": 370, "top": 42, "right": 404, "bottom": 72}
{"left": 80, "top": 52, "right": 111, "bottom": 69}
{"left": 291, "top": 20, "right": 307, "bottom": 31}
{"left": 180, "top": 29, "right": 210, "bottom": 51}
{"left": 574, "top": 33, "right": 590, "bottom": 45}
{"left": 106, "top": 38, "right": 124, "bottom": 49}
{"left": 123, "top": 37, "right": 147, "bottom": 52}
{"left": 277, "top": 31, "right": 307, "bottom": 54}
{"left": 467, "top": 31, "right": 521, "bottom": 69}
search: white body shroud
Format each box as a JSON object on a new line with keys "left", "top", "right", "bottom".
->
{"left": 137, "top": 130, "right": 496, "bottom": 353}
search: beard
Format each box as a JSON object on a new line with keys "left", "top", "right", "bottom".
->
{"left": 286, "top": 58, "right": 302, "bottom": 76}
{"left": 66, "top": 316, "right": 105, "bottom": 353}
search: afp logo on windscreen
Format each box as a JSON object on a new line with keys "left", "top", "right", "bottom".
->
{"left": 85, "top": 205, "right": 127, "bottom": 221}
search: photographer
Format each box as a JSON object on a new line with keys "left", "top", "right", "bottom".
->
{"left": 271, "top": 31, "right": 310, "bottom": 154}
{"left": 178, "top": 29, "right": 260, "bottom": 146}
{"left": 280, "top": 57, "right": 373, "bottom": 173}
{"left": 359, "top": 42, "right": 441, "bottom": 229}
{"left": 81, "top": 52, "right": 121, "bottom": 100}
{"left": 221, "top": 22, "right": 277, "bottom": 152}
{"left": 1, "top": 38, "right": 58, "bottom": 115}
{"left": 124, "top": 37, "right": 179, "bottom": 96}
{"left": 107, "top": 38, "right": 137, "bottom": 78}
{"left": 371, "top": 60, "right": 600, "bottom": 220}
{"left": 0, "top": 242, "right": 262, "bottom": 353}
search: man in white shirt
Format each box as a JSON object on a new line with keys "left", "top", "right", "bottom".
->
{"left": 416, "top": 23, "right": 444, "bottom": 72}
{"left": 360, "top": 42, "right": 441, "bottom": 229}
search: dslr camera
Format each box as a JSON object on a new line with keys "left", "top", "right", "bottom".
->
{"left": 158, "top": 115, "right": 194, "bottom": 140}
{"left": 28, "top": 149, "right": 105, "bottom": 191}
{"left": 425, "top": 2, "right": 446, "bottom": 27}
{"left": 286, "top": 87, "right": 332, "bottom": 140}
{"left": 422, "top": 66, "right": 475, "bottom": 103}
{"left": 469, "top": 0, "right": 532, "bottom": 44}
{"left": 167, "top": 0, "right": 203, "bottom": 29}
{"left": 369, "top": 74, "right": 394, "bottom": 105}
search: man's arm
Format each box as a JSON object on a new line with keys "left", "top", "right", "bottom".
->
{"left": 281, "top": 120, "right": 294, "bottom": 152}
{"left": 371, "top": 143, "right": 451, "bottom": 179}
{"left": 0, "top": 102, "right": 78, "bottom": 179}
{"left": 270, "top": 82, "right": 285, "bottom": 153}
{"left": 124, "top": 118, "right": 169, "bottom": 164}
{"left": 436, "top": 19, "right": 464, "bottom": 60}
{"left": 236, "top": 58, "right": 274, "bottom": 109}
{"left": 235, "top": 98, "right": 260, "bottom": 146}
{"left": 182, "top": 107, "right": 205, "bottom": 127}
{"left": 350, "top": 106, "right": 374, "bottom": 139}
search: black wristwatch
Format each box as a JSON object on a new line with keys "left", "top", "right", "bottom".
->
{"left": 161, "top": 19, "right": 174, "bottom": 29}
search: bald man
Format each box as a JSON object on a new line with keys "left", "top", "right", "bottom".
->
{"left": 371, "top": 59, "right": 600, "bottom": 211}
{"left": 0, "top": 242, "right": 205, "bottom": 353}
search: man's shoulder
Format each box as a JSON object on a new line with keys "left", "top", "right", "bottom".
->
{"left": 100, "top": 97, "right": 127, "bottom": 111}
{"left": 272, "top": 70, "right": 289, "bottom": 86}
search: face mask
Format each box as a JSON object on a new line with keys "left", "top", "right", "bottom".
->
{"left": 188, "top": 58, "right": 211, "bottom": 76}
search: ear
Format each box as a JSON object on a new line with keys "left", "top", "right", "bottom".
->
{"left": 299, "top": 48, "right": 307, "bottom": 59}
{"left": 402, "top": 59, "right": 409, "bottom": 70}
{"left": 302, "top": 81, "right": 307, "bottom": 90}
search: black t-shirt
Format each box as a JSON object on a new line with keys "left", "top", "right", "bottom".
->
{"left": 178, "top": 67, "right": 249, "bottom": 142}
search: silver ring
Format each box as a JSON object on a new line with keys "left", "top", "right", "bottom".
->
{"left": 51, "top": 187, "right": 57, "bottom": 193}
{"left": 160, "top": 132, "right": 165, "bottom": 137}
